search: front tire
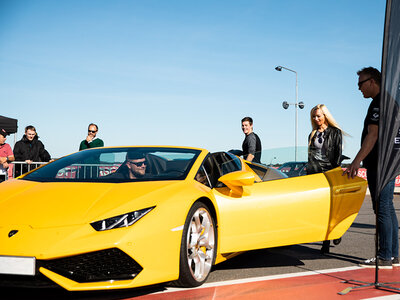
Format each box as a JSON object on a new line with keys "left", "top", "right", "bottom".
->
{"left": 176, "top": 201, "right": 217, "bottom": 287}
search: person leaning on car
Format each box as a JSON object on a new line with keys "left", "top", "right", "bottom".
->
{"left": 13, "top": 125, "right": 51, "bottom": 177}
{"left": 79, "top": 123, "right": 104, "bottom": 151}
{"left": 0, "top": 128, "right": 15, "bottom": 182}
{"left": 344, "top": 67, "right": 399, "bottom": 269}
{"left": 241, "top": 117, "right": 262, "bottom": 163}
{"left": 307, "top": 104, "right": 344, "bottom": 254}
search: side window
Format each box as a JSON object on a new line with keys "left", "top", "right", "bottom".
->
{"left": 217, "top": 153, "right": 242, "bottom": 176}
{"left": 195, "top": 153, "right": 243, "bottom": 188}
{"left": 195, "top": 165, "right": 211, "bottom": 187}
{"left": 246, "top": 163, "right": 287, "bottom": 182}
{"left": 246, "top": 163, "right": 268, "bottom": 180}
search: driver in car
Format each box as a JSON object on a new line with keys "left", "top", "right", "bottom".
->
{"left": 126, "top": 151, "right": 147, "bottom": 179}
{"left": 107, "top": 151, "right": 148, "bottom": 180}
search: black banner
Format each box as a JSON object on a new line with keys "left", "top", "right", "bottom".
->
{"left": 377, "top": 0, "right": 400, "bottom": 196}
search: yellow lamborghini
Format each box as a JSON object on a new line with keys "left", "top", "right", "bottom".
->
{"left": 0, "top": 146, "right": 367, "bottom": 291}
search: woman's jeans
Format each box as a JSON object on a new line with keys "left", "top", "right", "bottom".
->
{"left": 367, "top": 169, "right": 399, "bottom": 260}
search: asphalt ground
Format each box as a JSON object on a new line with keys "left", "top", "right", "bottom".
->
{"left": 1, "top": 194, "right": 400, "bottom": 299}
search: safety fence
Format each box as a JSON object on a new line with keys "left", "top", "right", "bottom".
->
{"left": 5, "top": 161, "right": 121, "bottom": 180}
{"left": 4, "top": 163, "right": 400, "bottom": 187}
{"left": 6, "top": 161, "right": 48, "bottom": 180}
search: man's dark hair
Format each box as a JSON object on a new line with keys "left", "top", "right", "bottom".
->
{"left": 126, "top": 151, "right": 146, "bottom": 160}
{"left": 357, "top": 67, "right": 381, "bottom": 86}
{"left": 88, "top": 123, "right": 98, "bottom": 131}
{"left": 241, "top": 117, "right": 253, "bottom": 125}
{"left": 25, "top": 125, "right": 36, "bottom": 133}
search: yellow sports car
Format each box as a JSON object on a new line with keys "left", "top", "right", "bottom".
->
{"left": 0, "top": 146, "right": 367, "bottom": 291}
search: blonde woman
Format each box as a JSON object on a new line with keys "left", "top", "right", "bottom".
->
{"left": 307, "top": 104, "right": 344, "bottom": 253}
{"left": 307, "top": 104, "right": 343, "bottom": 175}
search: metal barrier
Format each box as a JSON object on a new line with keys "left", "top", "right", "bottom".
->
{"left": 5, "top": 162, "right": 121, "bottom": 180}
{"left": 55, "top": 164, "right": 120, "bottom": 179}
{"left": 8, "top": 161, "right": 48, "bottom": 179}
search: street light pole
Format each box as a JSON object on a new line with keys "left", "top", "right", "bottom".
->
{"left": 275, "top": 66, "right": 303, "bottom": 161}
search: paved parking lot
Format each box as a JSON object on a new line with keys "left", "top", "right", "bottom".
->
{"left": 2, "top": 194, "right": 400, "bottom": 299}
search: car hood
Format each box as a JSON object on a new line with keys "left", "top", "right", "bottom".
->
{"left": 0, "top": 179, "right": 184, "bottom": 228}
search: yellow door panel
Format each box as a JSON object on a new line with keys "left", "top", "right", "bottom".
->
{"left": 215, "top": 173, "right": 331, "bottom": 253}
{"left": 323, "top": 167, "right": 367, "bottom": 240}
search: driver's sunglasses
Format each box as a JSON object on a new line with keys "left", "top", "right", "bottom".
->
{"left": 358, "top": 77, "right": 372, "bottom": 88}
{"left": 88, "top": 130, "right": 97, "bottom": 133}
{"left": 128, "top": 161, "right": 147, "bottom": 166}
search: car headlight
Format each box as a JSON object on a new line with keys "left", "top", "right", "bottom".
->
{"left": 91, "top": 206, "right": 155, "bottom": 231}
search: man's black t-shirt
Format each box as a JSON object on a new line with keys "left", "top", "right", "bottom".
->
{"left": 242, "top": 132, "right": 262, "bottom": 163}
{"left": 361, "top": 93, "right": 380, "bottom": 170}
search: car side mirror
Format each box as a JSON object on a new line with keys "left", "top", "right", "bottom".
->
{"left": 218, "top": 171, "right": 255, "bottom": 195}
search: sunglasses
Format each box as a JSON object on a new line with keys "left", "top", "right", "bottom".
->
{"left": 88, "top": 130, "right": 97, "bottom": 133}
{"left": 128, "top": 161, "right": 147, "bottom": 166}
{"left": 358, "top": 77, "right": 371, "bottom": 88}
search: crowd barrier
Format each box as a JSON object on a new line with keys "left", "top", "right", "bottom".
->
{"left": 6, "top": 161, "right": 120, "bottom": 180}
{"left": 7, "top": 161, "right": 48, "bottom": 180}
{"left": 356, "top": 168, "right": 400, "bottom": 187}
{"left": 4, "top": 163, "right": 400, "bottom": 186}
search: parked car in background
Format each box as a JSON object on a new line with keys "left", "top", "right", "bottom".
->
{"left": 278, "top": 161, "right": 307, "bottom": 177}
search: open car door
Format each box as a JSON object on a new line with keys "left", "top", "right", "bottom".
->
{"left": 213, "top": 163, "right": 367, "bottom": 254}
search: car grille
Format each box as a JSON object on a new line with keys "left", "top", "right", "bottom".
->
{"left": 40, "top": 248, "right": 143, "bottom": 283}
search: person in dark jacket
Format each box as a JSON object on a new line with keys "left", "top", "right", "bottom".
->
{"left": 307, "top": 104, "right": 343, "bottom": 174}
{"left": 307, "top": 104, "right": 344, "bottom": 253}
{"left": 241, "top": 117, "right": 262, "bottom": 163}
{"left": 13, "top": 125, "right": 51, "bottom": 177}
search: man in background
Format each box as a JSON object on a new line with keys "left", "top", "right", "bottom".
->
{"left": 0, "top": 128, "right": 15, "bottom": 182}
{"left": 13, "top": 125, "right": 51, "bottom": 177}
{"left": 241, "top": 117, "right": 262, "bottom": 163}
{"left": 79, "top": 123, "right": 104, "bottom": 151}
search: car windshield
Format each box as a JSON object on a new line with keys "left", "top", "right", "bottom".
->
{"left": 22, "top": 147, "right": 201, "bottom": 183}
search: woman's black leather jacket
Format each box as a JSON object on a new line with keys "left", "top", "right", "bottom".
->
{"left": 307, "top": 126, "right": 342, "bottom": 174}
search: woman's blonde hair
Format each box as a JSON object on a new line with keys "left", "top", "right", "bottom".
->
{"left": 309, "top": 104, "right": 346, "bottom": 145}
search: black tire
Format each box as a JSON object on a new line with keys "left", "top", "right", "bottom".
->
{"left": 333, "top": 238, "right": 342, "bottom": 245}
{"left": 175, "top": 201, "right": 217, "bottom": 287}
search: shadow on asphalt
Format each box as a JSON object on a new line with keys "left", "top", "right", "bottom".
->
{"left": 351, "top": 222, "right": 375, "bottom": 229}
{"left": 214, "top": 244, "right": 364, "bottom": 271}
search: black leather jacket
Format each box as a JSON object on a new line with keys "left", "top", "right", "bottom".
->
{"left": 307, "top": 126, "right": 342, "bottom": 174}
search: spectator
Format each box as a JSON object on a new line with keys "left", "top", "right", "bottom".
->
{"left": 344, "top": 67, "right": 399, "bottom": 269}
{"left": 0, "top": 128, "right": 15, "bottom": 182}
{"left": 241, "top": 117, "right": 262, "bottom": 163}
{"left": 307, "top": 104, "right": 343, "bottom": 174}
{"left": 79, "top": 123, "right": 104, "bottom": 151}
{"left": 13, "top": 125, "right": 51, "bottom": 177}
{"left": 307, "top": 104, "right": 343, "bottom": 253}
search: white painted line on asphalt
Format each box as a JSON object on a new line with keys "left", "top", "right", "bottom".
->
{"left": 154, "top": 266, "right": 362, "bottom": 294}
{"left": 365, "top": 295, "right": 400, "bottom": 300}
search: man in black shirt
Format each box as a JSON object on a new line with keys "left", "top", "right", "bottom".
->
{"left": 345, "top": 67, "right": 398, "bottom": 269}
{"left": 241, "top": 117, "right": 262, "bottom": 163}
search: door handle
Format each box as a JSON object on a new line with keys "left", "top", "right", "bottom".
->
{"left": 335, "top": 186, "right": 361, "bottom": 194}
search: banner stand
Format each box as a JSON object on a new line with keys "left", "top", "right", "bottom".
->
{"left": 339, "top": 0, "right": 400, "bottom": 295}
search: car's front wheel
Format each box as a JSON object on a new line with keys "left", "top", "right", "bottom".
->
{"left": 176, "top": 201, "right": 217, "bottom": 287}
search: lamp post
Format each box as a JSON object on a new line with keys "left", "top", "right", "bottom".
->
{"left": 275, "top": 66, "right": 304, "bottom": 161}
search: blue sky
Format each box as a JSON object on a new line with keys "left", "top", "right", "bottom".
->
{"left": 0, "top": 0, "right": 386, "bottom": 163}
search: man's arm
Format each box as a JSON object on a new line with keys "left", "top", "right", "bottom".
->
{"left": 344, "top": 124, "right": 378, "bottom": 178}
{"left": 246, "top": 153, "right": 255, "bottom": 162}
{"left": 245, "top": 134, "right": 256, "bottom": 162}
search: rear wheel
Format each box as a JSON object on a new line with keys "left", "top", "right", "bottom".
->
{"left": 176, "top": 202, "right": 217, "bottom": 287}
